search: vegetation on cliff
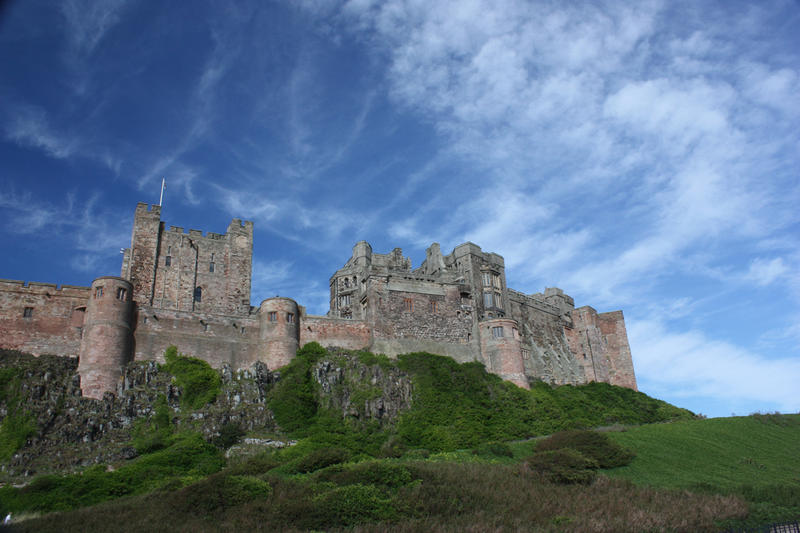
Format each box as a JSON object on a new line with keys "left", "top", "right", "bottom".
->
{"left": 0, "top": 345, "right": 796, "bottom": 531}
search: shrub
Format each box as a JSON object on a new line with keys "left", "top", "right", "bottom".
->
{"left": 0, "top": 409, "right": 36, "bottom": 461}
{"left": 379, "top": 436, "right": 407, "bottom": 458}
{"left": 173, "top": 473, "right": 272, "bottom": 514}
{"left": 536, "top": 429, "right": 635, "bottom": 468}
{"left": 212, "top": 422, "right": 246, "bottom": 449}
{"left": 162, "top": 346, "right": 221, "bottom": 410}
{"left": 295, "top": 447, "right": 350, "bottom": 474}
{"left": 472, "top": 441, "right": 514, "bottom": 458}
{"left": 312, "top": 483, "right": 395, "bottom": 526}
{"left": 314, "top": 461, "right": 415, "bottom": 489}
{"left": 403, "top": 448, "right": 430, "bottom": 460}
{"left": 526, "top": 449, "right": 597, "bottom": 484}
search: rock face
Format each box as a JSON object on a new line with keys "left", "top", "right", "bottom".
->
{"left": 0, "top": 348, "right": 417, "bottom": 480}
{"left": 313, "top": 352, "right": 413, "bottom": 425}
{"left": 0, "top": 350, "right": 278, "bottom": 479}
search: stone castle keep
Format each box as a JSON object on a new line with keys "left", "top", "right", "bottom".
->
{"left": 0, "top": 202, "right": 636, "bottom": 399}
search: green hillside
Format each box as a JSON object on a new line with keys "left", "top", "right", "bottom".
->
{"left": 602, "top": 414, "right": 800, "bottom": 526}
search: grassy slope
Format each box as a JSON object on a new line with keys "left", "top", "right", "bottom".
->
{"left": 602, "top": 414, "right": 800, "bottom": 489}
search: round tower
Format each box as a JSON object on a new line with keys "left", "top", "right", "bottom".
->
{"left": 478, "top": 318, "right": 529, "bottom": 389}
{"left": 258, "top": 297, "right": 300, "bottom": 369}
{"left": 78, "top": 276, "right": 134, "bottom": 399}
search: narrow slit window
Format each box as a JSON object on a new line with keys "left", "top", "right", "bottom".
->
{"left": 116, "top": 287, "right": 127, "bottom": 300}
{"left": 287, "top": 313, "right": 295, "bottom": 324}
{"left": 23, "top": 307, "right": 33, "bottom": 318}
{"left": 268, "top": 311, "right": 277, "bottom": 322}
{"left": 209, "top": 253, "right": 215, "bottom": 272}
{"left": 430, "top": 301, "right": 438, "bottom": 313}
{"left": 165, "top": 256, "right": 171, "bottom": 267}
{"left": 404, "top": 298, "right": 413, "bottom": 312}
{"left": 492, "top": 326, "right": 504, "bottom": 338}
{"left": 95, "top": 287, "right": 103, "bottom": 299}
{"left": 193, "top": 287, "right": 202, "bottom": 303}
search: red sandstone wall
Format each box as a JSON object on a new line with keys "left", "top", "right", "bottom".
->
{"left": 132, "top": 306, "right": 261, "bottom": 369}
{"left": 300, "top": 315, "right": 371, "bottom": 350}
{"left": 597, "top": 311, "right": 637, "bottom": 390}
{"left": 0, "top": 280, "right": 90, "bottom": 357}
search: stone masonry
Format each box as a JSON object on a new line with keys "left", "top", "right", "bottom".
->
{"left": 0, "top": 202, "right": 637, "bottom": 398}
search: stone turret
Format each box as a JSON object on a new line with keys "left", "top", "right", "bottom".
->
{"left": 78, "top": 277, "right": 134, "bottom": 399}
{"left": 258, "top": 297, "right": 300, "bottom": 369}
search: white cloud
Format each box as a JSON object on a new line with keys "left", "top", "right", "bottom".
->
{"left": 629, "top": 319, "right": 800, "bottom": 414}
{"left": 744, "top": 257, "right": 789, "bottom": 287}
{"left": 59, "top": 0, "right": 130, "bottom": 56}
{"left": 4, "top": 106, "right": 78, "bottom": 159}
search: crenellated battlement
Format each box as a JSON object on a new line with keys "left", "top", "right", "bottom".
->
{"left": 0, "top": 279, "right": 91, "bottom": 296}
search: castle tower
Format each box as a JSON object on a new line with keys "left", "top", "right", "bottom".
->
{"left": 478, "top": 317, "right": 528, "bottom": 389}
{"left": 258, "top": 297, "right": 300, "bottom": 369}
{"left": 78, "top": 276, "right": 134, "bottom": 399}
{"left": 121, "top": 203, "right": 162, "bottom": 305}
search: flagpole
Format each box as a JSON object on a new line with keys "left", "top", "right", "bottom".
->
{"left": 159, "top": 178, "right": 165, "bottom": 206}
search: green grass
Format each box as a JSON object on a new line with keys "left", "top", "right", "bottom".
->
{"left": 602, "top": 414, "right": 800, "bottom": 489}
{"left": 602, "top": 413, "right": 800, "bottom": 527}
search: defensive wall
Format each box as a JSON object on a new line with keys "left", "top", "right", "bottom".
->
{"left": 0, "top": 202, "right": 637, "bottom": 398}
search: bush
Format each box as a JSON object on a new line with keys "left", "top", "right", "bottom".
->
{"left": 295, "top": 447, "right": 350, "bottom": 474}
{"left": 314, "top": 461, "right": 415, "bottom": 489}
{"left": 379, "top": 436, "right": 407, "bottom": 458}
{"left": 536, "top": 429, "right": 635, "bottom": 468}
{"left": 162, "top": 346, "right": 221, "bottom": 410}
{"left": 212, "top": 422, "right": 246, "bottom": 449}
{"left": 526, "top": 449, "right": 598, "bottom": 484}
{"left": 403, "top": 448, "right": 431, "bottom": 460}
{"left": 173, "top": 473, "right": 272, "bottom": 514}
{"left": 312, "top": 483, "right": 395, "bottom": 526}
{"left": 472, "top": 441, "right": 513, "bottom": 458}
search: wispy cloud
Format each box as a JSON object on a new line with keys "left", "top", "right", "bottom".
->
{"left": 0, "top": 186, "right": 128, "bottom": 272}
{"left": 630, "top": 319, "right": 800, "bottom": 414}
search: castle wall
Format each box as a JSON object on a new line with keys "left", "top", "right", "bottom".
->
{"left": 367, "top": 277, "right": 477, "bottom": 362}
{"left": 132, "top": 306, "right": 260, "bottom": 369}
{"left": 300, "top": 315, "right": 371, "bottom": 350}
{"left": 0, "top": 280, "right": 90, "bottom": 357}
{"left": 506, "top": 291, "right": 584, "bottom": 385}
{"left": 596, "top": 310, "right": 637, "bottom": 390}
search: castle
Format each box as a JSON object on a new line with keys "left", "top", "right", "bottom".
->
{"left": 0, "top": 202, "right": 636, "bottom": 399}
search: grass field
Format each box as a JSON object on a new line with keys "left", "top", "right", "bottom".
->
{"left": 602, "top": 413, "right": 800, "bottom": 527}
{"left": 602, "top": 414, "right": 800, "bottom": 489}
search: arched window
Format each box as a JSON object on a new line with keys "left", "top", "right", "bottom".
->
{"left": 193, "top": 287, "right": 202, "bottom": 303}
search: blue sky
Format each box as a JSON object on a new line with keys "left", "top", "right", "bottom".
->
{"left": 1, "top": 0, "right": 798, "bottom": 418}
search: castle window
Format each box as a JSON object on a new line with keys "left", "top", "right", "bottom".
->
{"left": 165, "top": 256, "right": 171, "bottom": 267}
{"left": 287, "top": 313, "right": 295, "bottom": 324}
{"left": 344, "top": 277, "right": 350, "bottom": 288}
{"left": 193, "top": 287, "right": 202, "bottom": 303}
{"left": 95, "top": 287, "right": 103, "bottom": 299}
{"left": 338, "top": 294, "right": 351, "bottom": 308}
{"left": 494, "top": 293, "right": 502, "bottom": 309}
{"left": 512, "top": 327, "right": 518, "bottom": 339}
{"left": 342, "top": 311, "right": 352, "bottom": 319}
{"left": 482, "top": 272, "right": 491, "bottom": 286}
{"left": 493, "top": 274, "right": 502, "bottom": 289}
{"left": 404, "top": 298, "right": 413, "bottom": 312}
{"left": 23, "top": 307, "right": 33, "bottom": 318}
{"left": 268, "top": 311, "right": 277, "bottom": 322}
{"left": 492, "top": 326, "right": 504, "bottom": 338}
{"left": 483, "top": 292, "right": 494, "bottom": 307}
{"left": 240, "top": 327, "right": 245, "bottom": 334}
{"left": 209, "top": 262, "right": 215, "bottom": 273}
{"left": 430, "top": 301, "right": 438, "bottom": 313}
{"left": 116, "top": 287, "right": 127, "bottom": 300}
{"left": 522, "top": 348, "right": 530, "bottom": 359}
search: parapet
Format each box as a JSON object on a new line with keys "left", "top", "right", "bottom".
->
{"left": 135, "top": 202, "right": 161, "bottom": 215}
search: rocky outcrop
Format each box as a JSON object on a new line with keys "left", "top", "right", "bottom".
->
{"left": 313, "top": 352, "right": 413, "bottom": 425}
{"left": 0, "top": 350, "right": 278, "bottom": 480}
